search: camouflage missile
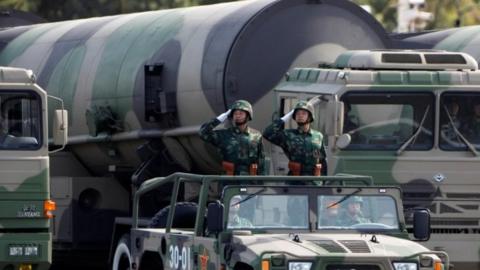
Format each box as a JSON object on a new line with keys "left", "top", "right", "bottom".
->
{"left": 0, "top": 0, "right": 389, "bottom": 175}
{"left": 393, "top": 25, "right": 480, "bottom": 61}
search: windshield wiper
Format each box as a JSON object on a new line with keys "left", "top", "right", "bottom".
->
{"left": 327, "top": 188, "right": 362, "bottom": 209}
{"left": 231, "top": 188, "right": 266, "bottom": 206}
{"left": 442, "top": 105, "right": 479, "bottom": 157}
{"left": 396, "top": 105, "right": 430, "bottom": 156}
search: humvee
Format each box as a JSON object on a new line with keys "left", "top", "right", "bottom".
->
{"left": 116, "top": 173, "right": 449, "bottom": 270}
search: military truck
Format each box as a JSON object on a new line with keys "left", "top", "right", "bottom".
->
{"left": 269, "top": 49, "right": 480, "bottom": 269}
{"left": 0, "top": 0, "right": 393, "bottom": 267}
{"left": 0, "top": 67, "right": 67, "bottom": 270}
{"left": 120, "top": 173, "right": 448, "bottom": 270}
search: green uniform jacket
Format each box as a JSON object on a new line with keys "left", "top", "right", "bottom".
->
{"left": 199, "top": 118, "right": 266, "bottom": 175}
{"left": 462, "top": 117, "right": 480, "bottom": 143}
{"left": 228, "top": 215, "right": 253, "bottom": 228}
{"left": 337, "top": 211, "right": 370, "bottom": 226}
{"left": 263, "top": 119, "right": 327, "bottom": 175}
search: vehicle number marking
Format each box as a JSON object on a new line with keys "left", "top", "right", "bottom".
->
{"left": 169, "top": 245, "right": 191, "bottom": 270}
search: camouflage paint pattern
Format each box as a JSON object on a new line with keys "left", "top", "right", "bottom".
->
{"left": 0, "top": 0, "right": 389, "bottom": 176}
{"left": 199, "top": 118, "right": 266, "bottom": 175}
{"left": 0, "top": 0, "right": 391, "bottom": 266}
{"left": 0, "top": 68, "right": 52, "bottom": 269}
{"left": 271, "top": 50, "right": 480, "bottom": 268}
{"left": 263, "top": 119, "right": 327, "bottom": 175}
{"left": 130, "top": 174, "right": 447, "bottom": 270}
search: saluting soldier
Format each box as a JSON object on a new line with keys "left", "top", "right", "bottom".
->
{"left": 199, "top": 100, "right": 265, "bottom": 175}
{"left": 263, "top": 100, "right": 327, "bottom": 176}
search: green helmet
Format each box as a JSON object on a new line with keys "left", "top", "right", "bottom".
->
{"left": 349, "top": 196, "right": 363, "bottom": 204}
{"left": 229, "top": 100, "right": 253, "bottom": 120}
{"left": 293, "top": 100, "right": 315, "bottom": 122}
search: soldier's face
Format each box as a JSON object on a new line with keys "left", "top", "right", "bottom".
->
{"left": 295, "top": 109, "right": 309, "bottom": 125}
{"left": 348, "top": 202, "right": 361, "bottom": 215}
{"left": 230, "top": 198, "right": 241, "bottom": 214}
{"left": 233, "top": 110, "right": 248, "bottom": 125}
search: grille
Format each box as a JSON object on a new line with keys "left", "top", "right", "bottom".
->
{"left": 310, "top": 240, "right": 346, "bottom": 253}
{"left": 338, "top": 240, "right": 371, "bottom": 253}
{"left": 326, "top": 264, "right": 380, "bottom": 270}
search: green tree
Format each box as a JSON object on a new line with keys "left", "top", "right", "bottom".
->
{"left": 0, "top": 0, "right": 239, "bottom": 21}
{"left": 353, "top": 0, "right": 480, "bottom": 31}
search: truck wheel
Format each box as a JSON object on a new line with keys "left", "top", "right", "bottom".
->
{"left": 112, "top": 234, "right": 132, "bottom": 270}
{"left": 149, "top": 202, "right": 197, "bottom": 228}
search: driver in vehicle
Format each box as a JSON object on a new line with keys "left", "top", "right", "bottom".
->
{"left": 337, "top": 196, "right": 370, "bottom": 226}
{"left": 462, "top": 101, "right": 480, "bottom": 143}
{"left": 227, "top": 195, "right": 253, "bottom": 228}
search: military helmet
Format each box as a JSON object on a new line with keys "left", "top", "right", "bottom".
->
{"left": 230, "top": 195, "right": 245, "bottom": 207}
{"left": 349, "top": 196, "right": 363, "bottom": 204}
{"left": 229, "top": 100, "right": 253, "bottom": 120}
{"left": 293, "top": 100, "right": 315, "bottom": 122}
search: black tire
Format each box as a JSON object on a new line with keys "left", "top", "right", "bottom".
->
{"left": 149, "top": 202, "right": 198, "bottom": 228}
{"left": 112, "top": 234, "right": 131, "bottom": 270}
{"left": 140, "top": 252, "right": 163, "bottom": 270}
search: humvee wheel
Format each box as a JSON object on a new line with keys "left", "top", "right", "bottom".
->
{"left": 112, "top": 234, "right": 132, "bottom": 270}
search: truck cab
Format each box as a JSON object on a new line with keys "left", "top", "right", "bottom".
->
{"left": 0, "top": 67, "right": 67, "bottom": 270}
{"left": 127, "top": 173, "right": 448, "bottom": 270}
{"left": 270, "top": 49, "right": 480, "bottom": 268}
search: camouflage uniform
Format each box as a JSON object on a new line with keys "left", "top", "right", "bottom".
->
{"left": 228, "top": 215, "right": 253, "bottom": 228}
{"left": 336, "top": 197, "right": 370, "bottom": 226}
{"left": 462, "top": 117, "right": 480, "bottom": 142}
{"left": 263, "top": 101, "right": 327, "bottom": 175}
{"left": 337, "top": 211, "right": 370, "bottom": 226}
{"left": 199, "top": 100, "right": 266, "bottom": 175}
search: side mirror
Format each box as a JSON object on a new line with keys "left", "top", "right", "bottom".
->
{"left": 413, "top": 209, "right": 430, "bottom": 241}
{"left": 53, "top": 109, "right": 68, "bottom": 146}
{"left": 207, "top": 201, "right": 224, "bottom": 234}
{"left": 336, "top": 133, "right": 351, "bottom": 149}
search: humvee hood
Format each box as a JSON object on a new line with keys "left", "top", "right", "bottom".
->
{"left": 233, "top": 233, "right": 429, "bottom": 258}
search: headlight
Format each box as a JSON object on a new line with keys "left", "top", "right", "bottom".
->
{"left": 289, "top": 262, "right": 313, "bottom": 270}
{"left": 393, "top": 262, "right": 418, "bottom": 270}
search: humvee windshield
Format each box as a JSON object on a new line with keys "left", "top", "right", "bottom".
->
{"left": 317, "top": 195, "right": 399, "bottom": 230}
{"left": 225, "top": 188, "right": 400, "bottom": 231}
{"left": 227, "top": 194, "right": 309, "bottom": 229}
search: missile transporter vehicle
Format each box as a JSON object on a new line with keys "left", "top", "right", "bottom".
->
{"left": 122, "top": 173, "right": 448, "bottom": 270}
{"left": 269, "top": 49, "right": 480, "bottom": 268}
{"left": 0, "top": 0, "right": 393, "bottom": 267}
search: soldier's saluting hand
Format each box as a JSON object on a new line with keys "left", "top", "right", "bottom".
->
{"left": 263, "top": 100, "right": 327, "bottom": 176}
{"left": 199, "top": 100, "right": 265, "bottom": 175}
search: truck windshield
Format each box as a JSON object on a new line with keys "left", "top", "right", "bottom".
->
{"left": 341, "top": 92, "right": 434, "bottom": 151}
{"left": 0, "top": 91, "right": 41, "bottom": 150}
{"left": 227, "top": 194, "right": 309, "bottom": 229}
{"left": 440, "top": 92, "right": 480, "bottom": 151}
{"left": 318, "top": 195, "right": 399, "bottom": 230}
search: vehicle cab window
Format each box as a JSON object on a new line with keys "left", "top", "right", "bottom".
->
{"left": 0, "top": 91, "right": 41, "bottom": 150}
